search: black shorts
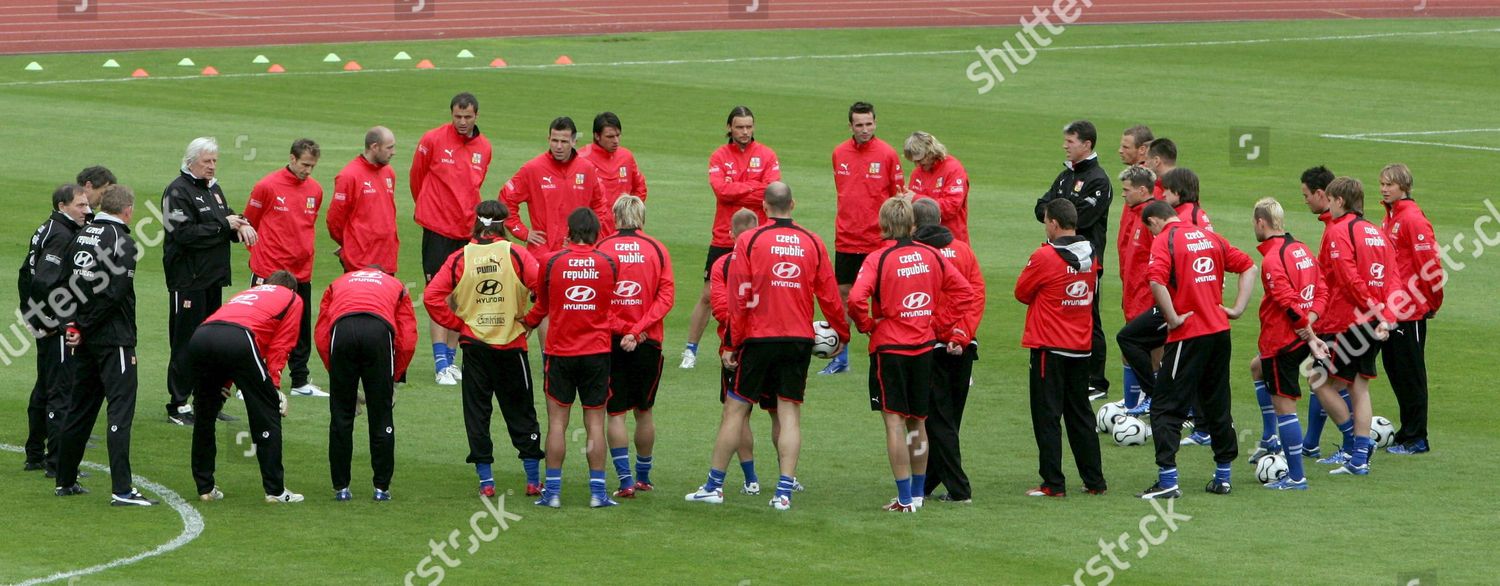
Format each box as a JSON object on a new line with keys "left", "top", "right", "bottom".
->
{"left": 702, "top": 246, "right": 733, "bottom": 282}
{"left": 721, "top": 365, "right": 778, "bottom": 411}
{"left": 544, "top": 353, "right": 610, "bottom": 409}
{"left": 608, "top": 338, "right": 663, "bottom": 415}
{"left": 869, "top": 352, "right": 933, "bottom": 418}
{"left": 730, "top": 341, "right": 813, "bottom": 405}
{"left": 834, "top": 251, "right": 869, "bottom": 285}
{"left": 1261, "top": 345, "right": 1313, "bottom": 399}
{"left": 422, "top": 229, "right": 469, "bottom": 283}
{"left": 1322, "top": 326, "right": 1381, "bottom": 383}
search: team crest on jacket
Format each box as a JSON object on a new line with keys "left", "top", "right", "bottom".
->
{"left": 619, "top": 166, "right": 628, "bottom": 178}
{"left": 749, "top": 157, "right": 762, "bottom": 168}
{"left": 1073, "top": 180, "right": 1084, "bottom": 192}
{"left": 472, "top": 153, "right": 483, "bottom": 165}
{"left": 384, "top": 178, "right": 393, "bottom": 190}
{"left": 575, "top": 173, "right": 586, "bottom": 185}
{"left": 306, "top": 197, "right": 316, "bottom": 209}
{"left": 868, "top": 162, "right": 881, "bottom": 174}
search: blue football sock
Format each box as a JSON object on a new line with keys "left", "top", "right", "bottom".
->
{"left": 610, "top": 447, "right": 633, "bottom": 489}
{"left": 912, "top": 473, "right": 926, "bottom": 497}
{"left": 475, "top": 462, "right": 493, "bottom": 485}
{"left": 1123, "top": 366, "right": 1142, "bottom": 409}
{"left": 740, "top": 459, "right": 758, "bottom": 485}
{"left": 775, "top": 475, "right": 796, "bottom": 499}
{"left": 446, "top": 346, "right": 458, "bottom": 368}
{"left": 1337, "top": 420, "right": 1355, "bottom": 451}
{"left": 705, "top": 468, "right": 726, "bottom": 492}
{"left": 1215, "top": 463, "right": 1231, "bottom": 484}
{"left": 1278, "top": 415, "right": 1305, "bottom": 481}
{"left": 836, "top": 345, "right": 849, "bottom": 364}
{"left": 685, "top": 342, "right": 699, "bottom": 355}
{"left": 1305, "top": 394, "right": 1327, "bottom": 450}
{"left": 895, "top": 477, "right": 913, "bottom": 506}
{"left": 433, "top": 343, "right": 451, "bottom": 372}
{"left": 1159, "top": 467, "right": 1178, "bottom": 488}
{"left": 1254, "top": 380, "right": 1276, "bottom": 441}
{"left": 544, "top": 468, "right": 562, "bottom": 496}
{"left": 522, "top": 458, "right": 540, "bottom": 485}
{"left": 589, "top": 469, "right": 608, "bottom": 499}
{"left": 1339, "top": 388, "right": 1352, "bottom": 410}
{"left": 634, "top": 455, "right": 653, "bottom": 484}
{"left": 1351, "top": 435, "right": 1373, "bottom": 467}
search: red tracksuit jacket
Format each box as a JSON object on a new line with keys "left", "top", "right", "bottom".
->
{"left": 422, "top": 241, "right": 540, "bottom": 352}
{"left": 1382, "top": 197, "right": 1443, "bottom": 319}
{"left": 1016, "top": 237, "right": 1096, "bottom": 353}
{"left": 205, "top": 284, "right": 303, "bottom": 388}
{"left": 598, "top": 229, "right": 674, "bottom": 344}
{"left": 1256, "top": 234, "right": 1327, "bottom": 357}
{"left": 1146, "top": 222, "right": 1255, "bottom": 343}
{"left": 500, "top": 151, "right": 612, "bottom": 257}
{"left": 848, "top": 240, "right": 973, "bottom": 355}
{"left": 1317, "top": 212, "right": 1400, "bottom": 334}
{"left": 831, "top": 137, "right": 905, "bottom": 254}
{"left": 410, "top": 123, "right": 492, "bottom": 241}
{"left": 707, "top": 141, "right": 780, "bottom": 248}
{"left": 728, "top": 218, "right": 849, "bottom": 346}
{"left": 907, "top": 155, "right": 970, "bottom": 243}
{"left": 244, "top": 166, "right": 323, "bottom": 282}
{"left": 1175, "top": 201, "right": 1214, "bottom": 232}
{"left": 329, "top": 155, "right": 400, "bottom": 274}
{"left": 1117, "top": 199, "right": 1155, "bottom": 320}
{"left": 580, "top": 142, "right": 648, "bottom": 203}
{"left": 315, "top": 270, "right": 418, "bottom": 381}
{"left": 709, "top": 252, "right": 734, "bottom": 350}
{"left": 523, "top": 243, "right": 618, "bottom": 357}
{"left": 930, "top": 236, "right": 986, "bottom": 346}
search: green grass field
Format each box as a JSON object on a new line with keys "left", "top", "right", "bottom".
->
{"left": 3, "top": 18, "right": 1500, "bottom": 585}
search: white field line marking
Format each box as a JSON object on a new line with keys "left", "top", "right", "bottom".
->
{"left": 0, "top": 443, "right": 204, "bottom": 586}
{"left": 2, "top": 27, "right": 1497, "bottom": 89}
{"left": 1321, "top": 128, "right": 1500, "bottom": 152}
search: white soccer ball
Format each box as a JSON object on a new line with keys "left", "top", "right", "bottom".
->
{"left": 1112, "top": 416, "right": 1150, "bottom": 446}
{"left": 1370, "top": 415, "right": 1395, "bottom": 448}
{"left": 811, "top": 321, "right": 839, "bottom": 359}
{"left": 1256, "top": 453, "right": 1289, "bottom": 483}
{"left": 1096, "top": 402, "right": 1126, "bottom": 433}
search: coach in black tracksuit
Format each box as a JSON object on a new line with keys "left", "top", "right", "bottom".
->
{"left": 19, "top": 185, "right": 90, "bottom": 476}
{"left": 55, "top": 186, "right": 144, "bottom": 501}
{"left": 1034, "top": 120, "right": 1113, "bottom": 397}
{"left": 163, "top": 140, "right": 250, "bottom": 424}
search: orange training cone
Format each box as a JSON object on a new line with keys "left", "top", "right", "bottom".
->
{"left": 201, "top": 66, "right": 219, "bottom": 76}
{"left": 415, "top": 59, "right": 435, "bottom": 69}
{"left": 344, "top": 61, "right": 362, "bottom": 71}
{"left": 131, "top": 68, "right": 149, "bottom": 78}
{"left": 267, "top": 64, "right": 285, "bottom": 73}
{"left": 489, "top": 58, "right": 508, "bottom": 68}
{"left": 554, "top": 55, "right": 573, "bottom": 65}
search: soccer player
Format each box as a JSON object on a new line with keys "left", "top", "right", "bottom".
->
{"left": 423, "top": 202, "right": 546, "bottom": 498}
{"left": 1113, "top": 165, "right": 1158, "bottom": 417}
{"left": 1250, "top": 197, "right": 1329, "bottom": 490}
{"left": 523, "top": 208, "right": 619, "bottom": 508}
{"left": 164, "top": 137, "right": 258, "bottom": 426}
{"left": 244, "top": 138, "right": 326, "bottom": 398}
{"left": 317, "top": 266, "right": 418, "bottom": 501}
{"left": 686, "top": 182, "right": 848, "bottom": 511}
{"left": 501, "top": 116, "right": 612, "bottom": 258}
{"left": 1136, "top": 200, "right": 1258, "bottom": 499}
{"left": 1034, "top": 120, "right": 1113, "bottom": 400}
{"left": 596, "top": 195, "right": 674, "bottom": 497}
{"left": 1118, "top": 124, "right": 1154, "bottom": 167}
{"left": 709, "top": 209, "right": 783, "bottom": 495}
{"left": 54, "top": 185, "right": 154, "bottom": 505}
{"left": 1016, "top": 199, "right": 1106, "bottom": 498}
{"left": 412, "top": 92, "right": 492, "bottom": 385}
{"left": 825, "top": 101, "right": 905, "bottom": 375}
{"left": 902, "top": 131, "right": 969, "bottom": 243}
{"left": 912, "top": 198, "right": 985, "bottom": 503}
{"left": 1310, "top": 177, "right": 1399, "bottom": 476}
{"left": 19, "top": 184, "right": 90, "bottom": 476}
{"left": 850, "top": 197, "right": 973, "bottom": 511}
{"left": 186, "top": 271, "right": 305, "bottom": 503}
{"left": 1297, "top": 165, "right": 1351, "bottom": 459}
{"left": 1378, "top": 163, "right": 1442, "bottom": 455}
{"left": 680, "top": 105, "right": 780, "bottom": 369}
{"left": 329, "top": 127, "right": 400, "bottom": 275}
{"left": 580, "top": 111, "right": 649, "bottom": 221}
{"left": 1143, "top": 138, "right": 1177, "bottom": 199}
{"left": 75, "top": 165, "right": 116, "bottom": 211}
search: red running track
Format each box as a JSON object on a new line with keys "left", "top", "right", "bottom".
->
{"left": 3, "top": 0, "right": 1498, "bottom": 55}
